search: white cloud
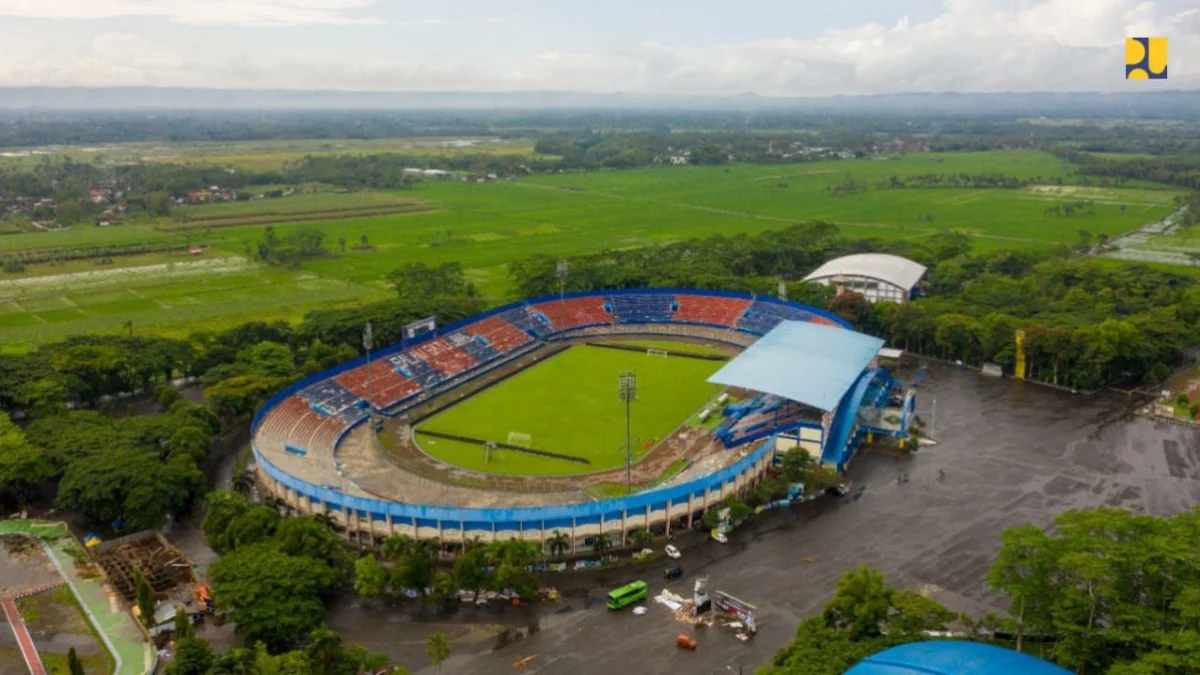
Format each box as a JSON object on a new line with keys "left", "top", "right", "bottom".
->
{"left": 0, "top": 0, "right": 383, "bottom": 26}
{"left": 0, "top": 0, "right": 1196, "bottom": 93}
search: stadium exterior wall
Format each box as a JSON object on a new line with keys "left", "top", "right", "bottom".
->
{"left": 250, "top": 289, "right": 847, "bottom": 547}
{"left": 254, "top": 437, "right": 774, "bottom": 547}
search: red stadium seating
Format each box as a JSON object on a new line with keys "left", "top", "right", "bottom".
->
{"left": 533, "top": 297, "right": 611, "bottom": 330}
{"left": 335, "top": 361, "right": 421, "bottom": 408}
{"left": 465, "top": 316, "right": 532, "bottom": 353}
{"left": 673, "top": 295, "right": 752, "bottom": 327}
{"left": 411, "top": 338, "right": 477, "bottom": 377}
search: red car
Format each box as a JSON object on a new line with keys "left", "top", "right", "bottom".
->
{"left": 676, "top": 634, "right": 697, "bottom": 650}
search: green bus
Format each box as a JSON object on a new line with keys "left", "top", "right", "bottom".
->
{"left": 606, "top": 580, "right": 649, "bottom": 610}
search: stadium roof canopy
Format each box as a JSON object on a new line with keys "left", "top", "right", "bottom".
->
{"left": 707, "top": 320, "right": 884, "bottom": 412}
{"left": 845, "top": 641, "right": 1073, "bottom": 675}
{"left": 803, "top": 253, "right": 927, "bottom": 290}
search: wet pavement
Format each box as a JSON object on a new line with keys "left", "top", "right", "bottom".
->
{"left": 171, "top": 363, "right": 1200, "bottom": 675}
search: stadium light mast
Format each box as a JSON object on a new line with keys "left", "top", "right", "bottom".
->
{"left": 618, "top": 371, "right": 637, "bottom": 494}
{"left": 557, "top": 259, "right": 568, "bottom": 304}
{"left": 363, "top": 321, "right": 374, "bottom": 427}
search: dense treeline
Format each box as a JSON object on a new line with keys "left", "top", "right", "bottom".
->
{"left": 508, "top": 222, "right": 1199, "bottom": 390}
{"left": 0, "top": 285, "right": 482, "bottom": 524}
{"left": 763, "top": 507, "right": 1200, "bottom": 674}
{"left": 1061, "top": 150, "right": 1200, "bottom": 189}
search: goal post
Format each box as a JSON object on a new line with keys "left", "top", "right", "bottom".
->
{"left": 506, "top": 432, "right": 533, "bottom": 449}
{"left": 647, "top": 348, "right": 669, "bottom": 359}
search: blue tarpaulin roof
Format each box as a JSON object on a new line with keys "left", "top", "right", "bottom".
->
{"left": 707, "top": 320, "right": 884, "bottom": 412}
{"left": 846, "top": 642, "right": 1073, "bottom": 675}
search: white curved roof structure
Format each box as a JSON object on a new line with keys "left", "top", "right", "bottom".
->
{"left": 803, "top": 253, "right": 927, "bottom": 291}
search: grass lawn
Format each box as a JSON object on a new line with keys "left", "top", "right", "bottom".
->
{"left": 416, "top": 344, "right": 723, "bottom": 475}
{"left": 608, "top": 339, "right": 730, "bottom": 357}
{"left": 17, "top": 585, "right": 112, "bottom": 675}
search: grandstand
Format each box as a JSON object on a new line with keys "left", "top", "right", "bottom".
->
{"left": 250, "top": 288, "right": 912, "bottom": 550}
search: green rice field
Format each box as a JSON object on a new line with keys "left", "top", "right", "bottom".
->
{"left": 415, "top": 345, "right": 724, "bottom": 475}
{"left": 0, "top": 149, "right": 1184, "bottom": 350}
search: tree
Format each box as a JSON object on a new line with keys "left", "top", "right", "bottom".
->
{"left": 208, "top": 543, "right": 335, "bottom": 652}
{"left": 591, "top": 532, "right": 611, "bottom": 555}
{"left": 174, "top": 606, "right": 194, "bottom": 640}
{"left": 338, "top": 235, "right": 347, "bottom": 253}
{"left": 67, "top": 647, "right": 85, "bottom": 675}
{"left": 452, "top": 548, "right": 487, "bottom": 591}
{"left": 547, "top": 530, "right": 570, "bottom": 558}
{"left": 823, "top": 565, "right": 893, "bottom": 639}
{"left": 134, "top": 569, "right": 157, "bottom": 628}
{"left": 387, "top": 261, "right": 467, "bottom": 299}
{"left": 0, "top": 411, "right": 53, "bottom": 505}
{"left": 426, "top": 632, "right": 451, "bottom": 673}
{"left": 231, "top": 468, "right": 254, "bottom": 496}
{"left": 430, "top": 570, "right": 456, "bottom": 606}
{"left": 632, "top": 528, "right": 653, "bottom": 550}
{"left": 354, "top": 554, "right": 388, "bottom": 597}
{"left": 274, "top": 516, "right": 343, "bottom": 566}
{"left": 167, "top": 637, "right": 214, "bottom": 675}
{"left": 986, "top": 524, "right": 1057, "bottom": 653}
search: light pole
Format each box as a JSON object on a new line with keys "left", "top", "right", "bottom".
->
{"left": 618, "top": 372, "right": 637, "bottom": 495}
{"left": 557, "top": 259, "right": 568, "bottom": 305}
{"left": 363, "top": 321, "right": 375, "bottom": 428}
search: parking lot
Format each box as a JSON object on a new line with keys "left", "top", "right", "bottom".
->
{"left": 322, "top": 363, "right": 1200, "bottom": 674}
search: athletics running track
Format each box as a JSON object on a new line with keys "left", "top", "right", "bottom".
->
{"left": 2, "top": 595, "right": 46, "bottom": 675}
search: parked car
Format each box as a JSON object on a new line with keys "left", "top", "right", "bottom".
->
{"left": 665, "top": 544, "right": 681, "bottom": 559}
{"left": 827, "top": 483, "right": 850, "bottom": 497}
{"left": 664, "top": 565, "right": 684, "bottom": 580}
{"left": 711, "top": 532, "right": 728, "bottom": 544}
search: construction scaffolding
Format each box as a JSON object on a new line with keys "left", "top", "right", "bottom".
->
{"left": 90, "top": 531, "right": 197, "bottom": 604}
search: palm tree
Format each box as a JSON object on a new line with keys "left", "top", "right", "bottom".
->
{"left": 380, "top": 534, "right": 413, "bottom": 561}
{"left": 548, "top": 531, "right": 570, "bottom": 558}
{"left": 231, "top": 468, "right": 254, "bottom": 496}
{"left": 314, "top": 509, "right": 338, "bottom": 529}
{"left": 632, "top": 528, "right": 653, "bottom": 551}
{"left": 592, "top": 533, "right": 610, "bottom": 555}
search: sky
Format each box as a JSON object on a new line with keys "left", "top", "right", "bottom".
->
{"left": 0, "top": 0, "right": 1196, "bottom": 96}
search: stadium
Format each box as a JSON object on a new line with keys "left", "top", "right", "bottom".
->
{"left": 251, "top": 289, "right": 917, "bottom": 553}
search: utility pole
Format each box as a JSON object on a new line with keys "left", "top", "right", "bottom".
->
{"left": 618, "top": 372, "right": 637, "bottom": 495}
{"left": 930, "top": 397, "right": 936, "bottom": 440}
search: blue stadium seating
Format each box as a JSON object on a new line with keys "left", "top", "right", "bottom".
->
{"left": 455, "top": 334, "right": 501, "bottom": 364}
{"left": 388, "top": 352, "right": 444, "bottom": 389}
{"left": 736, "top": 301, "right": 819, "bottom": 335}
{"left": 500, "top": 306, "right": 553, "bottom": 338}
{"left": 606, "top": 294, "right": 677, "bottom": 323}
{"left": 299, "top": 381, "right": 359, "bottom": 415}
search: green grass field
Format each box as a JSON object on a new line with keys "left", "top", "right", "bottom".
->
{"left": 416, "top": 345, "right": 724, "bottom": 475}
{"left": 0, "top": 149, "right": 1184, "bottom": 349}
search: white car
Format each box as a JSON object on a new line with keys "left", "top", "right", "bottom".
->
{"left": 664, "top": 544, "right": 681, "bottom": 559}
{"left": 711, "top": 532, "right": 728, "bottom": 544}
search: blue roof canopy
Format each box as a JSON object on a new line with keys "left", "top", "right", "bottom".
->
{"left": 846, "top": 641, "right": 1073, "bottom": 675}
{"left": 707, "top": 320, "right": 884, "bottom": 412}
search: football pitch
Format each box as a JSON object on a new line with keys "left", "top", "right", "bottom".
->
{"left": 414, "top": 344, "right": 725, "bottom": 476}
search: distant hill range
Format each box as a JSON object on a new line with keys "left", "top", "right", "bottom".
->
{"left": 1, "top": 87, "right": 1199, "bottom": 116}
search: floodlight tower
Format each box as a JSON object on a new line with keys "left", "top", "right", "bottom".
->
{"left": 363, "top": 321, "right": 375, "bottom": 428}
{"left": 618, "top": 371, "right": 637, "bottom": 494}
{"left": 557, "top": 259, "right": 568, "bottom": 304}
